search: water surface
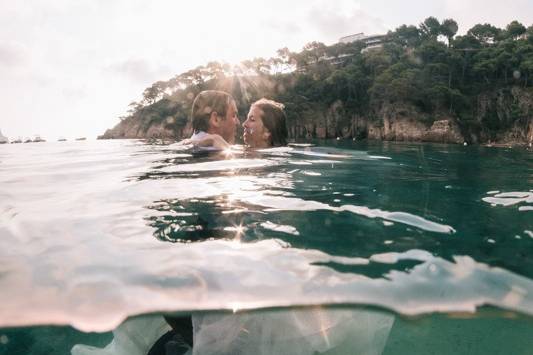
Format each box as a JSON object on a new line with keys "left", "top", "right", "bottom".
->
{"left": 0, "top": 140, "right": 532, "bottom": 354}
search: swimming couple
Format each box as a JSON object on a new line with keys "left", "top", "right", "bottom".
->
{"left": 181, "top": 90, "right": 288, "bottom": 150}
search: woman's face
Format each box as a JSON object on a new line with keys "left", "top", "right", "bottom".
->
{"left": 243, "top": 106, "right": 271, "bottom": 148}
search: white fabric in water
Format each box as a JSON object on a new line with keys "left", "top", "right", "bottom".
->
{"left": 192, "top": 308, "right": 394, "bottom": 355}
{"left": 71, "top": 308, "right": 393, "bottom": 355}
{"left": 189, "top": 131, "right": 221, "bottom": 151}
{"left": 71, "top": 315, "right": 177, "bottom": 355}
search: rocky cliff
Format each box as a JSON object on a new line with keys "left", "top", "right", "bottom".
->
{"left": 98, "top": 116, "right": 190, "bottom": 140}
{"left": 281, "top": 87, "right": 532, "bottom": 145}
{"left": 100, "top": 87, "right": 533, "bottom": 145}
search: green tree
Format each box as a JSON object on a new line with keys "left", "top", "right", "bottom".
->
{"left": 467, "top": 23, "right": 501, "bottom": 45}
{"left": 527, "top": 25, "right": 533, "bottom": 44}
{"left": 505, "top": 21, "right": 526, "bottom": 40}
{"left": 473, "top": 48, "right": 498, "bottom": 84}
{"left": 392, "top": 25, "right": 421, "bottom": 47}
{"left": 142, "top": 81, "right": 167, "bottom": 105}
{"left": 441, "top": 19, "right": 459, "bottom": 46}
{"left": 419, "top": 17, "right": 441, "bottom": 39}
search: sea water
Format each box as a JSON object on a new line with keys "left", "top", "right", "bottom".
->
{"left": 0, "top": 140, "right": 532, "bottom": 354}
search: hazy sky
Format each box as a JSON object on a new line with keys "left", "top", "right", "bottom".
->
{"left": 1, "top": 0, "right": 531, "bottom": 140}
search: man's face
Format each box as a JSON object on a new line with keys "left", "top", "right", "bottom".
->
{"left": 219, "top": 100, "right": 238, "bottom": 144}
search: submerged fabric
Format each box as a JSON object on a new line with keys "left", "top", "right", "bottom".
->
{"left": 192, "top": 308, "right": 394, "bottom": 355}
{"left": 71, "top": 309, "right": 394, "bottom": 355}
{"left": 71, "top": 316, "right": 174, "bottom": 355}
{"left": 190, "top": 130, "right": 221, "bottom": 151}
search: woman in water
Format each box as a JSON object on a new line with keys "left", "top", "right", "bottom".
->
{"left": 242, "top": 98, "right": 288, "bottom": 148}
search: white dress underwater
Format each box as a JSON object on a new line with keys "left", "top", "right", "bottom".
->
{"left": 72, "top": 308, "right": 394, "bottom": 355}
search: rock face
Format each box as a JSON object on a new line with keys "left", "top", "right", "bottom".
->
{"left": 98, "top": 117, "right": 191, "bottom": 140}
{"left": 285, "top": 102, "right": 464, "bottom": 143}
{"left": 366, "top": 105, "right": 463, "bottom": 144}
{"left": 283, "top": 87, "right": 532, "bottom": 145}
{"left": 474, "top": 87, "right": 533, "bottom": 144}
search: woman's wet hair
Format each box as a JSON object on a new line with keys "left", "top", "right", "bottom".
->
{"left": 191, "top": 90, "right": 234, "bottom": 132}
{"left": 252, "top": 98, "right": 288, "bottom": 146}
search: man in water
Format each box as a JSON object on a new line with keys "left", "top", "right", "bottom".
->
{"left": 183, "top": 90, "right": 239, "bottom": 150}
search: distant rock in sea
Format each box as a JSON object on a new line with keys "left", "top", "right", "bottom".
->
{"left": 0, "top": 130, "right": 8, "bottom": 144}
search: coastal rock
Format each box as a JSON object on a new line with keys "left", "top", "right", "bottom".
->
{"left": 99, "top": 118, "right": 189, "bottom": 140}
{"left": 475, "top": 87, "right": 533, "bottom": 144}
{"left": 367, "top": 105, "right": 464, "bottom": 143}
{"left": 424, "top": 119, "right": 464, "bottom": 143}
{"left": 0, "top": 130, "right": 8, "bottom": 144}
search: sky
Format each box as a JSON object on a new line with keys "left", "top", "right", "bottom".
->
{"left": 0, "top": 0, "right": 532, "bottom": 140}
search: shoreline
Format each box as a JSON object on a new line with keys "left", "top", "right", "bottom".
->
{"left": 95, "top": 136, "right": 533, "bottom": 149}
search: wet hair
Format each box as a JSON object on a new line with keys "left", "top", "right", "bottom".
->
{"left": 191, "top": 90, "right": 234, "bottom": 132}
{"left": 251, "top": 98, "right": 288, "bottom": 146}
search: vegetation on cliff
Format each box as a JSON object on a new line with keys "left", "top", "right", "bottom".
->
{"left": 100, "top": 17, "right": 533, "bottom": 144}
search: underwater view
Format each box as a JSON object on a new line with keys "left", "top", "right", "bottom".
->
{"left": 0, "top": 140, "right": 532, "bottom": 354}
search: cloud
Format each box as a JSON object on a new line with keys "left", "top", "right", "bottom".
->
{"left": 441, "top": 0, "right": 533, "bottom": 33}
{"left": 62, "top": 86, "right": 88, "bottom": 100}
{"left": 0, "top": 41, "right": 28, "bottom": 67}
{"left": 262, "top": 18, "right": 302, "bottom": 35}
{"left": 104, "top": 59, "right": 172, "bottom": 84}
{"left": 306, "top": 1, "right": 387, "bottom": 43}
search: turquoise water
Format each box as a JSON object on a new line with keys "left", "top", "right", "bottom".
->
{"left": 0, "top": 140, "right": 532, "bottom": 354}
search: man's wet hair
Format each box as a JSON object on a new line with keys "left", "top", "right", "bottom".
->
{"left": 252, "top": 98, "right": 288, "bottom": 146}
{"left": 191, "top": 90, "right": 234, "bottom": 132}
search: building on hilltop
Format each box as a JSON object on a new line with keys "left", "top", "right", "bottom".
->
{"left": 338, "top": 32, "right": 387, "bottom": 52}
{"left": 296, "top": 32, "right": 388, "bottom": 73}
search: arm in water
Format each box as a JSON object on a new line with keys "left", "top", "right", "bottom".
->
{"left": 178, "top": 134, "right": 230, "bottom": 150}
